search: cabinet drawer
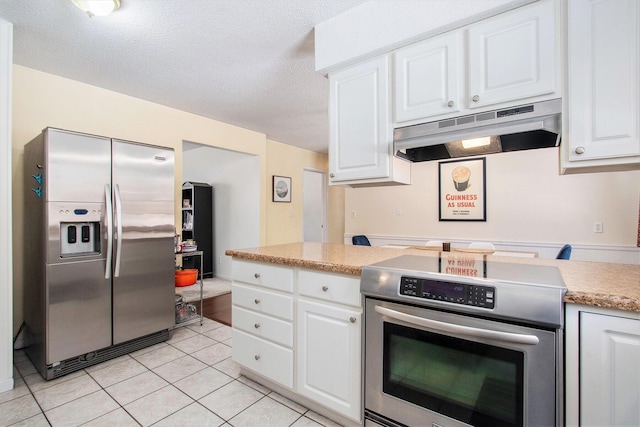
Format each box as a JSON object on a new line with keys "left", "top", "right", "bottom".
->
{"left": 232, "top": 306, "right": 293, "bottom": 347}
{"left": 232, "top": 329, "right": 294, "bottom": 389}
{"left": 232, "top": 283, "right": 294, "bottom": 321}
{"left": 232, "top": 260, "right": 293, "bottom": 292}
{"left": 298, "top": 270, "right": 361, "bottom": 308}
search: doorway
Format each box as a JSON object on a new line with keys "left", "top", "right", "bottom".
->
{"left": 303, "top": 169, "right": 327, "bottom": 242}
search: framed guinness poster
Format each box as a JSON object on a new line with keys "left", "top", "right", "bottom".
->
{"left": 439, "top": 157, "right": 486, "bottom": 221}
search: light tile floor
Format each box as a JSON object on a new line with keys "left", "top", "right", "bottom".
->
{"left": 1, "top": 318, "right": 343, "bottom": 427}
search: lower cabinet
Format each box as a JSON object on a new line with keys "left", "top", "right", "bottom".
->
{"left": 231, "top": 260, "right": 363, "bottom": 423}
{"left": 565, "top": 304, "right": 640, "bottom": 426}
{"left": 297, "top": 298, "right": 362, "bottom": 422}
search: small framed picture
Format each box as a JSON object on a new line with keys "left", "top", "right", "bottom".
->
{"left": 272, "top": 175, "right": 292, "bottom": 203}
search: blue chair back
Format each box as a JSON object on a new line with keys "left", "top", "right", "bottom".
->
{"left": 556, "top": 244, "right": 572, "bottom": 260}
{"left": 352, "top": 235, "right": 371, "bottom": 246}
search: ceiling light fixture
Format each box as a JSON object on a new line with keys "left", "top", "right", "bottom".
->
{"left": 71, "top": 0, "right": 120, "bottom": 17}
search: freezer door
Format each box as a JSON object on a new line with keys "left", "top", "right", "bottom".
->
{"left": 111, "top": 139, "right": 174, "bottom": 201}
{"left": 46, "top": 260, "right": 112, "bottom": 364}
{"left": 45, "top": 128, "right": 111, "bottom": 202}
{"left": 112, "top": 141, "right": 175, "bottom": 343}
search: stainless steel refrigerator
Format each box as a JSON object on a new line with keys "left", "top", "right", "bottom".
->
{"left": 24, "top": 128, "right": 175, "bottom": 380}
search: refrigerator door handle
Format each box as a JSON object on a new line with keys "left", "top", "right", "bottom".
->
{"left": 114, "top": 184, "right": 123, "bottom": 278}
{"left": 104, "top": 184, "right": 113, "bottom": 279}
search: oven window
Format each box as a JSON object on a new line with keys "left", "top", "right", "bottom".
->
{"left": 383, "top": 322, "right": 523, "bottom": 427}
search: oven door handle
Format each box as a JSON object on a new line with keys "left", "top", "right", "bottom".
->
{"left": 374, "top": 305, "right": 540, "bottom": 345}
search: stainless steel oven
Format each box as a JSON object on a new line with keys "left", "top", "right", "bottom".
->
{"left": 361, "top": 255, "right": 566, "bottom": 427}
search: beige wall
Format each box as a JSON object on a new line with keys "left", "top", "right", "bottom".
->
{"left": 266, "top": 139, "right": 344, "bottom": 245}
{"left": 11, "top": 65, "right": 341, "bottom": 334}
{"left": 345, "top": 147, "right": 640, "bottom": 247}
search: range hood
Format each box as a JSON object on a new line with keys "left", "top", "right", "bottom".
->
{"left": 394, "top": 98, "right": 562, "bottom": 162}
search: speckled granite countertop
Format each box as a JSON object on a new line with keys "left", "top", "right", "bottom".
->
{"left": 226, "top": 243, "right": 640, "bottom": 313}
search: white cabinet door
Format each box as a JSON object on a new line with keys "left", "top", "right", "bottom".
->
{"left": 468, "top": 0, "right": 557, "bottom": 109}
{"left": 564, "top": 0, "right": 640, "bottom": 166}
{"left": 297, "top": 298, "right": 361, "bottom": 422}
{"left": 580, "top": 312, "right": 640, "bottom": 426}
{"left": 329, "top": 56, "right": 410, "bottom": 185}
{"left": 393, "top": 32, "right": 462, "bottom": 122}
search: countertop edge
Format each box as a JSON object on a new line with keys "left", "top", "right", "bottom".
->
{"left": 226, "top": 246, "right": 640, "bottom": 313}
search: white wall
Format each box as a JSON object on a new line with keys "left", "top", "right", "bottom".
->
{"left": 0, "top": 18, "right": 13, "bottom": 393}
{"left": 345, "top": 148, "right": 640, "bottom": 263}
{"left": 182, "top": 142, "right": 260, "bottom": 280}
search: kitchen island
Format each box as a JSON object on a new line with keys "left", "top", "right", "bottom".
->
{"left": 226, "top": 242, "right": 640, "bottom": 426}
{"left": 226, "top": 242, "right": 640, "bottom": 312}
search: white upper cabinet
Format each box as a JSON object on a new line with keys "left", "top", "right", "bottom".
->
{"left": 392, "top": 0, "right": 559, "bottom": 125}
{"left": 393, "top": 32, "right": 462, "bottom": 122}
{"left": 468, "top": 0, "right": 557, "bottom": 109}
{"left": 562, "top": 0, "right": 640, "bottom": 172}
{"left": 329, "top": 56, "right": 411, "bottom": 185}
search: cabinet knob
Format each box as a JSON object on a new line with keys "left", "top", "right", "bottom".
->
{"left": 254, "top": 354, "right": 261, "bottom": 361}
{"left": 472, "top": 95, "right": 480, "bottom": 102}
{"left": 329, "top": 173, "right": 335, "bottom": 178}
{"left": 574, "top": 146, "right": 585, "bottom": 155}
{"left": 254, "top": 273, "right": 260, "bottom": 279}
{"left": 447, "top": 100, "right": 455, "bottom": 107}
{"left": 254, "top": 323, "right": 260, "bottom": 329}
{"left": 254, "top": 299, "right": 260, "bottom": 304}
{"left": 322, "top": 286, "right": 329, "bottom": 292}
{"left": 350, "top": 317, "right": 356, "bottom": 323}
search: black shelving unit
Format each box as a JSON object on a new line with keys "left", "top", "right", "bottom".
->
{"left": 181, "top": 182, "right": 213, "bottom": 278}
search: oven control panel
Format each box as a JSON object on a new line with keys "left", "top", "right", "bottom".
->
{"left": 399, "top": 277, "right": 495, "bottom": 309}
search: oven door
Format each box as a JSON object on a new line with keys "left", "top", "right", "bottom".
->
{"left": 365, "top": 298, "right": 560, "bottom": 427}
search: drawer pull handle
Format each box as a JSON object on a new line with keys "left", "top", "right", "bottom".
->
{"left": 447, "top": 100, "right": 454, "bottom": 107}
{"left": 472, "top": 95, "right": 480, "bottom": 102}
{"left": 322, "top": 286, "right": 328, "bottom": 292}
{"left": 254, "top": 273, "right": 261, "bottom": 279}
{"left": 254, "top": 299, "right": 260, "bottom": 304}
{"left": 350, "top": 317, "right": 356, "bottom": 323}
{"left": 254, "top": 354, "right": 261, "bottom": 361}
{"left": 254, "top": 323, "right": 260, "bottom": 329}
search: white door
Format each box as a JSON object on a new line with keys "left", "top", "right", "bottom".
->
{"left": 467, "top": 0, "right": 557, "bottom": 109}
{"left": 329, "top": 56, "right": 391, "bottom": 183}
{"left": 296, "top": 298, "right": 361, "bottom": 421}
{"left": 303, "top": 169, "right": 326, "bottom": 242}
{"left": 580, "top": 312, "right": 640, "bottom": 426}
{"left": 394, "top": 31, "right": 462, "bottom": 122}
{"left": 566, "top": 0, "right": 640, "bottom": 162}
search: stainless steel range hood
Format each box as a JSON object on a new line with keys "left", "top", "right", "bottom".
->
{"left": 394, "top": 98, "right": 562, "bottom": 162}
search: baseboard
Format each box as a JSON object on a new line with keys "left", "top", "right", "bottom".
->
{"left": 345, "top": 233, "right": 640, "bottom": 265}
{"left": 0, "top": 377, "right": 13, "bottom": 394}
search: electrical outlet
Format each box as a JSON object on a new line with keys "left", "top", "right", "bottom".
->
{"left": 218, "top": 256, "right": 222, "bottom": 264}
{"left": 351, "top": 210, "right": 356, "bottom": 218}
{"left": 396, "top": 207, "right": 402, "bottom": 215}
{"left": 593, "top": 222, "right": 603, "bottom": 233}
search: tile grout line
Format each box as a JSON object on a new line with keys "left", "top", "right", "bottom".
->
{"left": 6, "top": 320, "right": 339, "bottom": 427}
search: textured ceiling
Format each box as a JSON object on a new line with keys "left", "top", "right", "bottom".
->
{"left": 0, "top": 0, "right": 370, "bottom": 153}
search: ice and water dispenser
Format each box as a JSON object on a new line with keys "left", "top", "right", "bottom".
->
{"left": 59, "top": 209, "right": 101, "bottom": 257}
